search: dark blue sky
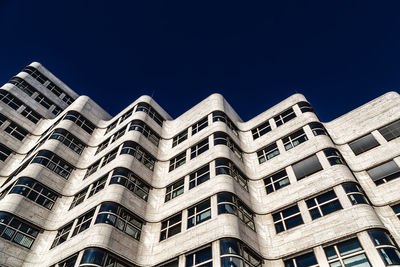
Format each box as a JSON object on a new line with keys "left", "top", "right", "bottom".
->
{"left": 0, "top": 1, "right": 399, "bottom": 122}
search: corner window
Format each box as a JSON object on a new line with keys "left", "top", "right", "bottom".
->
{"left": 367, "top": 160, "right": 400, "bottom": 185}
{"left": 215, "top": 158, "right": 248, "bottom": 191}
{"left": 349, "top": 134, "right": 380, "bottom": 155}
{"left": 214, "top": 132, "right": 242, "bottom": 159}
{"left": 298, "top": 101, "right": 314, "bottom": 113}
{"left": 368, "top": 229, "right": 400, "bottom": 266}
{"left": 110, "top": 168, "right": 150, "bottom": 201}
{"left": 272, "top": 204, "right": 303, "bottom": 233}
{"left": 187, "top": 198, "right": 211, "bottom": 228}
{"left": 217, "top": 192, "right": 255, "bottom": 230}
{"left": 342, "top": 183, "right": 368, "bottom": 205}
{"left": 309, "top": 122, "right": 327, "bottom": 136}
{"left": 323, "top": 148, "right": 344, "bottom": 166}
{"left": 306, "top": 190, "right": 342, "bottom": 220}
{"left": 292, "top": 155, "right": 323, "bottom": 181}
{"left": 120, "top": 141, "right": 155, "bottom": 170}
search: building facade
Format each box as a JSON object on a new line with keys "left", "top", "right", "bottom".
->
{"left": 0, "top": 62, "right": 398, "bottom": 266}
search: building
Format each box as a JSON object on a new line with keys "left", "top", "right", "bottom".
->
{"left": 0, "top": 62, "right": 398, "bottom": 267}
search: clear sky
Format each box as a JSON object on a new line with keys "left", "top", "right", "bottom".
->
{"left": 0, "top": 1, "right": 399, "bottom": 122}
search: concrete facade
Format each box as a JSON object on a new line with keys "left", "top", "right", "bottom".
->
{"left": 0, "top": 62, "right": 398, "bottom": 266}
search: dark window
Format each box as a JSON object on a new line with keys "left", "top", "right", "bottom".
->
{"left": 105, "top": 120, "right": 118, "bottom": 134}
{"left": 292, "top": 155, "right": 323, "bottom": 180}
{"left": 110, "top": 126, "right": 126, "bottom": 144}
{"left": 169, "top": 152, "right": 186, "bottom": 172}
{"left": 4, "top": 122, "right": 28, "bottom": 141}
{"left": 309, "top": 122, "right": 327, "bottom": 136}
{"left": 349, "top": 134, "right": 380, "bottom": 155}
{"left": 172, "top": 129, "right": 188, "bottom": 147}
{"left": 32, "top": 150, "right": 74, "bottom": 179}
{"left": 189, "top": 165, "right": 210, "bottom": 189}
{"left": 80, "top": 248, "right": 132, "bottom": 266}
{"left": 274, "top": 107, "right": 296, "bottom": 127}
{"left": 119, "top": 108, "right": 134, "bottom": 124}
{"left": 368, "top": 229, "right": 400, "bottom": 266}
{"left": 63, "top": 111, "right": 95, "bottom": 134}
{"left": 251, "top": 121, "right": 271, "bottom": 140}
{"left": 257, "top": 143, "right": 279, "bottom": 163}
{"left": 157, "top": 258, "right": 179, "bottom": 267}
{"left": 379, "top": 120, "right": 400, "bottom": 141}
{"left": 192, "top": 117, "right": 208, "bottom": 135}
{"left": 220, "top": 238, "right": 262, "bottom": 267}
{"left": 0, "top": 90, "right": 42, "bottom": 123}
{"left": 217, "top": 192, "right": 255, "bottom": 231}
{"left": 0, "top": 143, "right": 12, "bottom": 161}
{"left": 54, "top": 253, "right": 78, "bottom": 267}
{"left": 95, "top": 202, "right": 143, "bottom": 240}
{"left": 272, "top": 205, "right": 303, "bottom": 233}
{"left": 186, "top": 246, "right": 212, "bottom": 267}
{"left": 136, "top": 102, "right": 164, "bottom": 126}
{"left": 51, "top": 222, "right": 73, "bottom": 248}
{"left": 306, "top": 190, "right": 342, "bottom": 220}
{"left": 324, "top": 237, "right": 370, "bottom": 267}
{"left": 282, "top": 129, "right": 308, "bottom": 150}
{"left": 342, "top": 183, "right": 368, "bottom": 205}
{"left": 367, "top": 160, "right": 400, "bottom": 185}
{"left": 214, "top": 132, "right": 242, "bottom": 159}
{"left": 187, "top": 198, "right": 211, "bottom": 228}
{"left": 84, "top": 160, "right": 101, "bottom": 179}
{"left": 101, "top": 148, "right": 118, "bottom": 167}
{"left": 110, "top": 168, "right": 150, "bottom": 201}
{"left": 215, "top": 158, "right": 248, "bottom": 191}
{"left": 129, "top": 120, "right": 160, "bottom": 146}
{"left": 284, "top": 251, "right": 318, "bottom": 267}
{"left": 212, "top": 111, "right": 239, "bottom": 136}
{"left": 0, "top": 212, "right": 39, "bottom": 249}
{"left": 160, "top": 213, "right": 182, "bottom": 241}
{"left": 9, "top": 177, "right": 58, "bottom": 209}
{"left": 49, "top": 129, "right": 85, "bottom": 154}
{"left": 70, "top": 187, "right": 88, "bottom": 210}
{"left": 323, "top": 148, "right": 345, "bottom": 166}
{"left": 165, "top": 178, "right": 184, "bottom": 202}
{"left": 391, "top": 203, "right": 400, "bottom": 220}
{"left": 264, "top": 169, "right": 290, "bottom": 194}
{"left": 88, "top": 175, "right": 107, "bottom": 198}
{"left": 298, "top": 102, "right": 314, "bottom": 113}
{"left": 71, "top": 208, "right": 95, "bottom": 237}
{"left": 120, "top": 141, "right": 156, "bottom": 170}
{"left": 190, "top": 139, "right": 209, "bottom": 159}
{"left": 96, "top": 138, "right": 111, "bottom": 155}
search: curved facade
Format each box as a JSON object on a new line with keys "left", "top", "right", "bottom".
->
{"left": 0, "top": 62, "right": 399, "bottom": 266}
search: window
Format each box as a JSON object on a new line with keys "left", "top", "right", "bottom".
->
{"left": 190, "top": 139, "right": 209, "bottom": 159}
{"left": 119, "top": 108, "right": 134, "bottom": 124}
{"left": 70, "top": 187, "right": 88, "bottom": 210}
{"left": 217, "top": 192, "right": 255, "bottom": 230}
{"left": 274, "top": 107, "right": 296, "bottom": 127}
{"left": 342, "top": 183, "right": 368, "bottom": 205}
{"left": 0, "top": 143, "right": 12, "bottom": 161}
{"left": 220, "top": 238, "right": 262, "bottom": 267}
{"left": 51, "top": 222, "right": 73, "bottom": 248}
{"left": 136, "top": 102, "right": 164, "bottom": 126}
{"left": 212, "top": 111, "right": 239, "bottom": 136}
{"left": 71, "top": 208, "right": 95, "bottom": 237}
{"left": 292, "top": 155, "right": 323, "bottom": 180}
{"left": 101, "top": 148, "right": 118, "bottom": 167}
{"left": 165, "top": 178, "right": 184, "bottom": 202}
{"left": 368, "top": 229, "right": 400, "bottom": 266}
{"left": 110, "top": 168, "right": 150, "bottom": 201}
{"left": 49, "top": 129, "right": 85, "bottom": 154}
{"left": 187, "top": 198, "right": 211, "bottom": 228}
{"left": 324, "top": 237, "right": 371, "bottom": 267}
{"left": 80, "top": 248, "right": 132, "bottom": 267}
{"left": 0, "top": 90, "right": 42, "bottom": 123}
{"left": 32, "top": 150, "right": 74, "bottom": 179}
{"left": 391, "top": 203, "right": 400, "bottom": 219}
{"left": 0, "top": 212, "right": 40, "bottom": 249}
{"left": 257, "top": 143, "right": 280, "bottom": 164}
{"left": 264, "top": 169, "right": 290, "bottom": 194}
{"left": 84, "top": 160, "right": 101, "bottom": 179}
{"left": 105, "top": 120, "right": 118, "bottom": 134}
{"left": 214, "top": 132, "right": 242, "bottom": 159}
{"left": 323, "top": 148, "right": 344, "bottom": 166}
{"left": 309, "top": 122, "right": 327, "bottom": 136}
{"left": 282, "top": 129, "right": 308, "bottom": 150}
{"left": 172, "top": 129, "right": 188, "bottom": 147}
{"left": 298, "top": 102, "right": 314, "bottom": 113}
{"left": 63, "top": 111, "right": 95, "bottom": 134}
{"left": 284, "top": 251, "right": 318, "bottom": 267}
{"left": 96, "top": 138, "right": 110, "bottom": 155}
{"left": 54, "top": 253, "right": 78, "bottom": 267}
{"left": 367, "top": 160, "right": 400, "bottom": 185}
{"left": 192, "top": 117, "right": 208, "bottom": 135}
{"left": 157, "top": 258, "right": 179, "bottom": 267}
{"left": 95, "top": 202, "right": 143, "bottom": 240}
{"left": 110, "top": 126, "right": 126, "bottom": 144}
{"left": 9, "top": 177, "right": 58, "bottom": 209}
{"left": 189, "top": 164, "right": 210, "bottom": 189}
{"left": 120, "top": 141, "right": 156, "bottom": 170}
{"left": 23, "top": 66, "right": 74, "bottom": 105}
{"left": 4, "top": 122, "right": 28, "bottom": 141}
{"left": 379, "top": 120, "right": 400, "bottom": 141}
{"left": 186, "top": 246, "right": 212, "bottom": 267}
{"left": 88, "top": 175, "right": 107, "bottom": 198}
{"left": 251, "top": 121, "right": 271, "bottom": 140}
{"left": 169, "top": 152, "right": 186, "bottom": 172}
{"left": 129, "top": 120, "right": 160, "bottom": 146}
{"left": 273, "top": 205, "right": 304, "bottom": 233}
{"left": 349, "top": 134, "right": 380, "bottom": 155}
{"left": 215, "top": 158, "right": 248, "bottom": 191}
{"left": 160, "top": 212, "right": 182, "bottom": 241}
{"left": 306, "top": 190, "right": 342, "bottom": 220}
